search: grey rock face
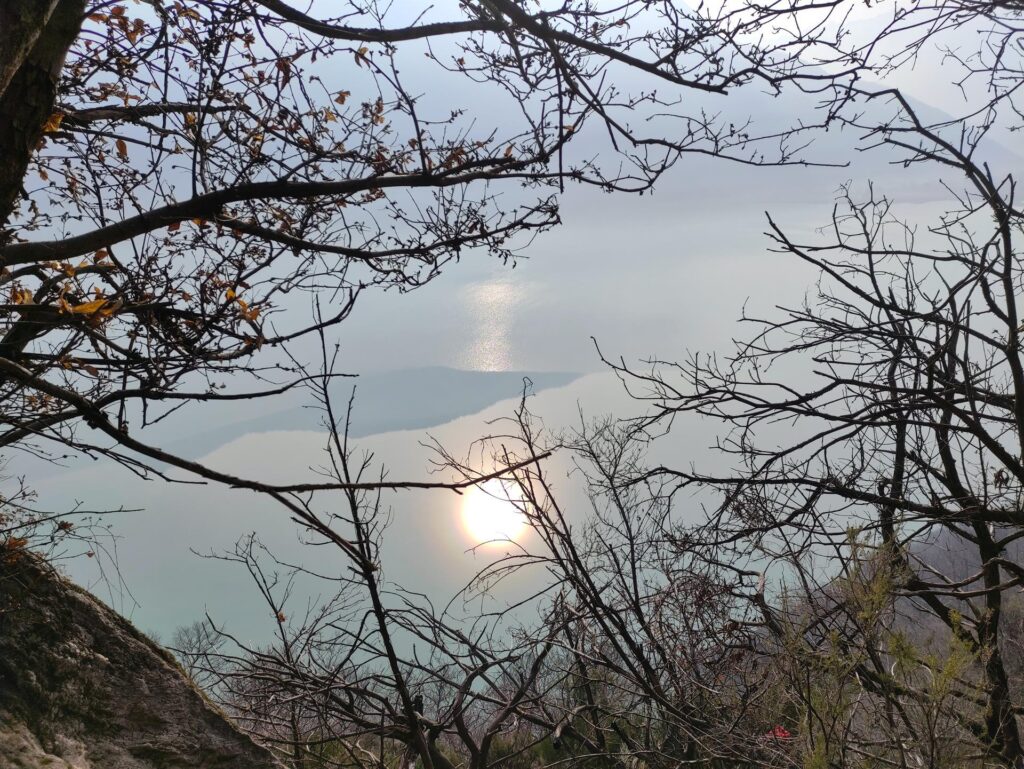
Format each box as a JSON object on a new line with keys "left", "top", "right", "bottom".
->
{"left": 0, "top": 554, "right": 281, "bottom": 769}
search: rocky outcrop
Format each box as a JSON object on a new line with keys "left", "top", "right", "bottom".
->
{"left": 0, "top": 553, "right": 282, "bottom": 769}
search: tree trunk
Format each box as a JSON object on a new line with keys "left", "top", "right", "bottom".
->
{"left": 0, "top": 0, "right": 84, "bottom": 231}
{"left": 0, "top": 0, "right": 62, "bottom": 99}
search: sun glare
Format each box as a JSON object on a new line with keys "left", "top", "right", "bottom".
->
{"left": 460, "top": 479, "right": 529, "bottom": 546}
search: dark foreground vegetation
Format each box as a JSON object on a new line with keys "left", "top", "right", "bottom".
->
{"left": 1, "top": 1, "right": 1022, "bottom": 768}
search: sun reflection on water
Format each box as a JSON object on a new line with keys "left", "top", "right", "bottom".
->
{"left": 460, "top": 479, "right": 528, "bottom": 546}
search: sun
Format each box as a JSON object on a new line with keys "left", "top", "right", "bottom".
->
{"left": 460, "top": 479, "right": 529, "bottom": 546}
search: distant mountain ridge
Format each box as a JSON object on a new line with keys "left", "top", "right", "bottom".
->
{"left": 164, "top": 367, "right": 581, "bottom": 459}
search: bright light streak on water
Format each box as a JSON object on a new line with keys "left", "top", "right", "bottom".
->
{"left": 460, "top": 278, "right": 525, "bottom": 371}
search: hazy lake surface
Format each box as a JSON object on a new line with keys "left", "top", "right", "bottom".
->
{"left": 30, "top": 96, "right": 1016, "bottom": 640}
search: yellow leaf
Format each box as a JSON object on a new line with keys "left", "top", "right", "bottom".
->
{"left": 225, "top": 288, "right": 236, "bottom": 301}
{"left": 11, "top": 287, "right": 33, "bottom": 305}
{"left": 69, "top": 299, "right": 110, "bottom": 315}
{"left": 42, "top": 113, "right": 64, "bottom": 133}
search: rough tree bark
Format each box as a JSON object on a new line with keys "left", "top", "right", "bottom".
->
{"left": 0, "top": 0, "right": 84, "bottom": 230}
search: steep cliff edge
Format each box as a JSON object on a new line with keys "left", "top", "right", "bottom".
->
{"left": 0, "top": 553, "right": 281, "bottom": 769}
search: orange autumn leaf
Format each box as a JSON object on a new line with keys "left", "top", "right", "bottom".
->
{"left": 237, "top": 299, "right": 260, "bottom": 321}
